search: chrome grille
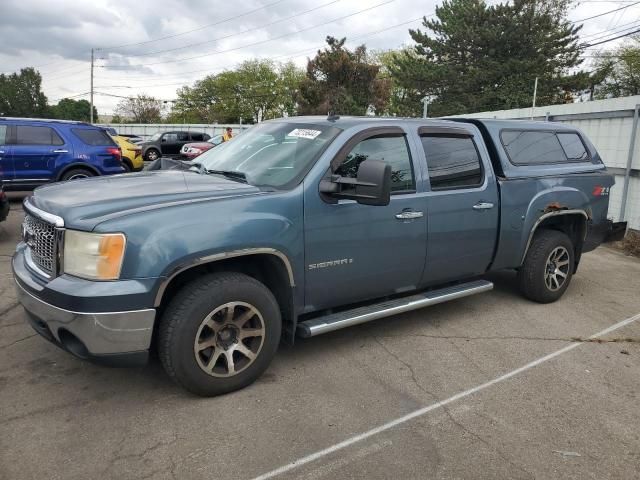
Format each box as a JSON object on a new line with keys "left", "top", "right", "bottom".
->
{"left": 23, "top": 214, "right": 57, "bottom": 275}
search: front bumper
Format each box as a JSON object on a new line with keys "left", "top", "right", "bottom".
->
{"left": 13, "top": 247, "right": 156, "bottom": 367}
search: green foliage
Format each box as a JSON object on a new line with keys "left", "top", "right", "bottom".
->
{"left": 50, "top": 98, "right": 97, "bottom": 122}
{"left": 0, "top": 68, "right": 48, "bottom": 117}
{"left": 390, "top": 0, "right": 588, "bottom": 116}
{"left": 171, "top": 60, "right": 305, "bottom": 124}
{"left": 297, "top": 36, "right": 390, "bottom": 116}
{"left": 114, "top": 94, "right": 163, "bottom": 123}
{"left": 592, "top": 36, "right": 640, "bottom": 99}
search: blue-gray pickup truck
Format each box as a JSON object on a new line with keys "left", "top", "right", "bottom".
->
{"left": 12, "top": 116, "right": 626, "bottom": 396}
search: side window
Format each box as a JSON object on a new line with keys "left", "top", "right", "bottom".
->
{"left": 557, "top": 133, "right": 588, "bottom": 161}
{"left": 177, "top": 132, "right": 189, "bottom": 141}
{"left": 163, "top": 133, "right": 178, "bottom": 143}
{"left": 0, "top": 125, "right": 7, "bottom": 145}
{"left": 501, "top": 130, "right": 567, "bottom": 165}
{"left": 190, "top": 133, "right": 204, "bottom": 141}
{"left": 336, "top": 134, "right": 415, "bottom": 193}
{"left": 421, "top": 135, "right": 483, "bottom": 190}
{"left": 15, "top": 125, "right": 64, "bottom": 146}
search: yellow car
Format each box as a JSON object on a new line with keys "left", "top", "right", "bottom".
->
{"left": 102, "top": 128, "right": 144, "bottom": 171}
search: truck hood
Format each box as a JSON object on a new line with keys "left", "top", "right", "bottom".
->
{"left": 29, "top": 170, "right": 263, "bottom": 230}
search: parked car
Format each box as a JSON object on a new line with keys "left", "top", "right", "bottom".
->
{"left": 102, "top": 128, "right": 144, "bottom": 171}
{"left": 0, "top": 184, "right": 9, "bottom": 223}
{"left": 13, "top": 116, "right": 625, "bottom": 396}
{"left": 0, "top": 117, "right": 125, "bottom": 190}
{"left": 117, "top": 133, "right": 144, "bottom": 144}
{"left": 139, "top": 131, "right": 211, "bottom": 162}
{"left": 180, "top": 134, "right": 224, "bottom": 160}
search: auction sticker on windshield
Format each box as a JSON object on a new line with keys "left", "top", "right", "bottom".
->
{"left": 288, "top": 128, "right": 322, "bottom": 139}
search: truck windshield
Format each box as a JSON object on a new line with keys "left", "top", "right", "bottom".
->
{"left": 197, "top": 122, "right": 341, "bottom": 188}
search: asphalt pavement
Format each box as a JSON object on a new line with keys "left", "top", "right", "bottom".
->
{"left": 1, "top": 195, "right": 639, "bottom": 480}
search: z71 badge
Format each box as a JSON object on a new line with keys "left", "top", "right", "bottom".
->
{"left": 308, "top": 258, "right": 353, "bottom": 270}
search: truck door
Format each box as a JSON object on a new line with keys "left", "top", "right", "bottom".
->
{"left": 303, "top": 127, "right": 427, "bottom": 311}
{"left": 12, "top": 124, "right": 69, "bottom": 184}
{"left": 419, "top": 129, "right": 499, "bottom": 284}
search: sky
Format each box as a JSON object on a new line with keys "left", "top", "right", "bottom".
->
{"left": 1, "top": 0, "right": 640, "bottom": 117}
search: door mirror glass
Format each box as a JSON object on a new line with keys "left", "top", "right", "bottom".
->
{"left": 320, "top": 159, "right": 391, "bottom": 206}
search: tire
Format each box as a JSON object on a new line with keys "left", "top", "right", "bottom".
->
{"left": 158, "top": 272, "right": 282, "bottom": 396}
{"left": 121, "top": 160, "right": 132, "bottom": 172}
{"left": 145, "top": 149, "right": 160, "bottom": 162}
{"left": 60, "top": 168, "right": 95, "bottom": 181}
{"left": 518, "top": 229, "right": 574, "bottom": 303}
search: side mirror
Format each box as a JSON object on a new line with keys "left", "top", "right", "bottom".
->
{"left": 319, "top": 159, "right": 391, "bottom": 206}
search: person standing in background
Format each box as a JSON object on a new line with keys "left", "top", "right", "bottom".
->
{"left": 222, "top": 127, "right": 233, "bottom": 142}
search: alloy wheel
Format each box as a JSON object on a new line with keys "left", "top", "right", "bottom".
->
{"left": 544, "top": 246, "right": 570, "bottom": 291}
{"left": 193, "top": 301, "right": 265, "bottom": 377}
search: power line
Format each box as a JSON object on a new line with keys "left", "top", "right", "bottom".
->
{"left": 119, "top": 0, "right": 342, "bottom": 59}
{"left": 580, "top": 18, "right": 640, "bottom": 39}
{"left": 572, "top": 1, "right": 640, "bottom": 22}
{"left": 586, "top": 27, "right": 640, "bottom": 46}
{"left": 100, "top": 0, "right": 395, "bottom": 68}
{"left": 101, "top": 0, "right": 288, "bottom": 51}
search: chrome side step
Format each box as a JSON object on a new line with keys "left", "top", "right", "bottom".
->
{"left": 297, "top": 279, "right": 493, "bottom": 338}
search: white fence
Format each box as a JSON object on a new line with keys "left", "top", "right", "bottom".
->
{"left": 99, "top": 123, "right": 251, "bottom": 140}
{"left": 451, "top": 96, "right": 640, "bottom": 230}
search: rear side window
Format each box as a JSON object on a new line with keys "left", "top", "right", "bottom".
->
{"left": 190, "top": 133, "right": 204, "bottom": 141}
{"left": 501, "top": 130, "right": 588, "bottom": 165}
{"left": 72, "top": 128, "right": 115, "bottom": 146}
{"left": 0, "top": 125, "right": 6, "bottom": 144}
{"left": 557, "top": 133, "right": 588, "bottom": 161}
{"left": 421, "top": 135, "right": 483, "bottom": 190}
{"left": 16, "top": 125, "right": 64, "bottom": 146}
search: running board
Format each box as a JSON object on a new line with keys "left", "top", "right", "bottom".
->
{"left": 297, "top": 279, "right": 493, "bottom": 338}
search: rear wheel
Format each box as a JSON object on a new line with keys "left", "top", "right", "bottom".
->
{"left": 60, "top": 168, "right": 95, "bottom": 181}
{"left": 518, "top": 229, "right": 574, "bottom": 303}
{"left": 145, "top": 148, "right": 160, "bottom": 162}
{"left": 158, "top": 272, "right": 281, "bottom": 396}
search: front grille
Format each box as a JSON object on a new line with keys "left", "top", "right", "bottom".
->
{"left": 23, "top": 214, "right": 57, "bottom": 275}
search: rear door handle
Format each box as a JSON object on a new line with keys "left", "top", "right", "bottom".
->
{"left": 395, "top": 211, "right": 424, "bottom": 220}
{"left": 473, "top": 202, "right": 494, "bottom": 210}
{"left": 52, "top": 149, "right": 69, "bottom": 153}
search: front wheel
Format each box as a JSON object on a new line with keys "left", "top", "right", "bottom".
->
{"left": 518, "top": 229, "right": 574, "bottom": 303}
{"left": 158, "top": 272, "right": 281, "bottom": 396}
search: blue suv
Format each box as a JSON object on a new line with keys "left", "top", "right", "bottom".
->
{"left": 0, "top": 118, "right": 125, "bottom": 190}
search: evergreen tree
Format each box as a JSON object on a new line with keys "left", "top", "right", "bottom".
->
{"left": 390, "top": 0, "right": 588, "bottom": 116}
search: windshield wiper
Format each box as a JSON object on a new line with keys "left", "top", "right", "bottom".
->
{"left": 203, "top": 168, "right": 248, "bottom": 183}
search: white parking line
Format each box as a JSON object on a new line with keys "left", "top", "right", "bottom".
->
{"left": 250, "top": 312, "right": 640, "bottom": 480}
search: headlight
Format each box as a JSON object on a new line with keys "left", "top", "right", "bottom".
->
{"left": 63, "top": 230, "right": 126, "bottom": 280}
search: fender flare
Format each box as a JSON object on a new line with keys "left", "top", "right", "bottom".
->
{"left": 153, "top": 247, "right": 295, "bottom": 307}
{"left": 56, "top": 162, "right": 101, "bottom": 181}
{"left": 520, "top": 209, "right": 588, "bottom": 264}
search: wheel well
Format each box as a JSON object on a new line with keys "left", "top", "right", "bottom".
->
{"left": 121, "top": 156, "right": 133, "bottom": 170}
{"left": 156, "top": 254, "right": 295, "bottom": 342}
{"left": 56, "top": 163, "right": 100, "bottom": 181}
{"left": 532, "top": 213, "right": 587, "bottom": 272}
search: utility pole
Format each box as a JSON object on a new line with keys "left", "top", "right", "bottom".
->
{"left": 90, "top": 48, "right": 94, "bottom": 124}
{"left": 422, "top": 96, "right": 430, "bottom": 118}
{"left": 530, "top": 77, "right": 538, "bottom": 120}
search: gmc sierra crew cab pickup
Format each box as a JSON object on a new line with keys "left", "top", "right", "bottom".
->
{"left": 12, "top": 116, "right": 626, "bottom": 396}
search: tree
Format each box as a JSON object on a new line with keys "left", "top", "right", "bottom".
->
{"left": 591, "top": 36, "right": 640, "bottom": 99}
{"left": 114, "top": 94, "right": 163, "bottom": 123}
{"left": 50, "top": 98, "right": 97, "bottom": 122}
{"left": 0, "top": 67, "right": 48, "bottom": 117}
{"left": 170, "top": 60, "right": 304, "bottom": 124}
{"left": 390, "top": 0, "right": 588, "bottom": 117}
{"left": 297, "top": 36, "right": 390, "bottom": 116}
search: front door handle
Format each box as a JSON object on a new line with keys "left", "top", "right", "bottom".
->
{"left": 395, "top": 211, "right": 424, "bottom": 220}
{"left": 52, "top": 149, "right": 69, "bottom": 153}
{"left": 473, "top": 202, "right": 494, "bottom": 210}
